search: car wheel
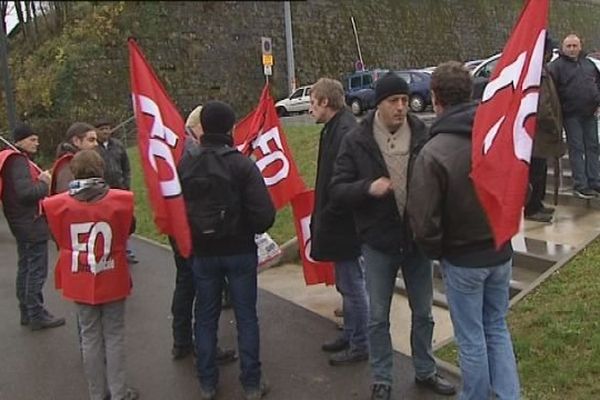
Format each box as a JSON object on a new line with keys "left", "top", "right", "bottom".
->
{"left": 409, "top": 95, "right": 425, "bottom": 113}
{"left": 350, "top": 99, "right": 362, "bottom": 116}
{"left": 276, "top": 106, "right": 288, "bottom": 117}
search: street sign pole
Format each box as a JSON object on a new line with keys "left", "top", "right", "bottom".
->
{"left": 261, "top": 36, "right": 273, "bottom": 84}
{"left": 284, "top": 1, "right": 296, "bottom": 94}
{"left": 350, "top": 16, "right": 364, "bottom": 71}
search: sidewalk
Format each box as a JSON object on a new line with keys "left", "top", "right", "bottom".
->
{"left": 0, "top": 213, "right": 457, "bottom": 400}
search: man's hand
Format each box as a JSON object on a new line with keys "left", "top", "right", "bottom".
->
{"left": 39, "top": 170, "right": 51, "bottom": 185}
{"left": 368, "top": 177, "right": 392, "bottom": 198}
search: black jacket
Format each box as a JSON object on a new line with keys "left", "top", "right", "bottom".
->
{"left": 330, "top": 111, "right": 427, "bottom": 254}
{"left": 407, "top": 102, "right": 512, "bottom": 267}
{"left": 310, "top": 109, "right": 361, "bottom": 261}
{"left": 547, "top": 53, "right": 600, "bottom": 117}
{"left": 1, "top": 151, "right": 49, "bottom": 242}
{"left": 96, "top": 138, "right": 131, "bottom": 190}
{"left": 178, "top": 134, "right": 276, "bottom": 257}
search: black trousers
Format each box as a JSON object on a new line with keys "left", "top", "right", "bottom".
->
{"left": 525, "top": 157, "right": 548, "bottom": 216}
{"left": 170, "top": 238, "right": 195, "bottom": 349}
{"left": 169, "top": 238, "right": 231, "bottom": 349}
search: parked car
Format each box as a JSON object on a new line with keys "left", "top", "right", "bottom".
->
{"left": 470, "top": 50, "right": 600, "bottom": 100}
{"left": 343, "top": 69, "right": 432, "bottom": 114}
{"left": 275, "top": 85, "right": 312, "bottom": 116}
{"left": 464, "top": 59, "right": 485, "bottom": 71}
{"left": 343, "top": 69, "right": 387, "bottom": 115}
{"left": 395, "top": 70, "right": 432, "bottom": 113}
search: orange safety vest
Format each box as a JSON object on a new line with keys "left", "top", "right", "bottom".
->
{"left": 43, "top": 189, "right": 134, "bottom": 305}
{"left": 0, "top": 149, "right": 42, "bottom": 198}
{"left": 49, "top": 153, "right": 73, "bottom": 195}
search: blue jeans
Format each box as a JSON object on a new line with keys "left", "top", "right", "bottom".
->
{"left": 191, "top": 253, "right": 260, "bottom": 391}
{"left": 16, "top": 240, "right": 48, "bottom": 320}
{"left": 564, "top": 115, "right": 600, "bottom": 190}
{"left": 362, "top": 244, "right": 435, "bottom": 385}
{"left": 441, "top": 259, "right": 520, "bottom": 400}
{"left": 335, "top": 258, "right": 368, "bottom": 352}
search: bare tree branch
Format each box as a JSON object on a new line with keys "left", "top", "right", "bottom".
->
{"left": 30, "top": 1, "right": 39, "bottom": 38}
{"left": 15, "top": 1, "right": 26, "bottom": 38}
{"left": 0, "top": 1, "right": 8, "bottom": 35}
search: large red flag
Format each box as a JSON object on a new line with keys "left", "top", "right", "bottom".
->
{"left": 471, "top": 0, "right": 549, "bottom": 248}
{"left": 233, "top": 84, "right": 306, "bottom": 209}
{"left": 128, "top": 38, "right": 192, "bottom": 257}
{"left": 291, "top": 190, "right": 335, "bottom": 286}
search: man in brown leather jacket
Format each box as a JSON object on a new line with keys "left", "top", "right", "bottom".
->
{"left": 525, "top": 36, "right": 566, "bottom": 222}
{"left": 407, "top": 61, "right": 520, "bottom": 400}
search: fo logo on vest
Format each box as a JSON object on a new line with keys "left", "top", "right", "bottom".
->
{"left": 70, "top": 222, "right": 115, "bottom": 274}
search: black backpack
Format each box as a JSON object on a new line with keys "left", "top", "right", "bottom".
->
{"left": 180, "top": 146, "right": 241, "bottom": 240}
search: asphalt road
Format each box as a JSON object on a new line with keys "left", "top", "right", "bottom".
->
{"left": 0, "top": 213, "right": 457, "bottom": 400}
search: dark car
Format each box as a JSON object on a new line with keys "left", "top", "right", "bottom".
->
{"left": 394, "top": 70, "right": 432, "bottom": 113}
{"left": 343, "top": 69, "right": 387, "bottom": 115}
{"left": 343, "top": 69, "right": 431, "bottom": 115}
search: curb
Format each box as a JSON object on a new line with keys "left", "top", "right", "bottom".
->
{"left": 131, "top": 234, "right": 300, "bottom": 273}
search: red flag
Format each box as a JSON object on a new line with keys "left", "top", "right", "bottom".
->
{"left": 233, "top": 84, "right": 306, "bottom": 209}
{"left": 291, "top": 190, "right": 335, "bottom": 286}
{"left": 471, "top": 0, "right": 549, "bottom": 248}
{"left": 128, "top": 38, "right": 192, "bottom": 257}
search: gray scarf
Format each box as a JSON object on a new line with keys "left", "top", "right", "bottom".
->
{"left": 68, "top": 178, "right": 109, "bottom": 202}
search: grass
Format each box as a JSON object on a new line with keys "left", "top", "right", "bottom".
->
{"left": 436, "top": 240, "right": 600, "bottom": 399}
{"left": 128, "top": 121, "right": 321, "bottom": 246}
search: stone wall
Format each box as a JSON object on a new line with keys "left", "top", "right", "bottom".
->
{"left": 4, "top": 0, "right": 600, "bottom": 155}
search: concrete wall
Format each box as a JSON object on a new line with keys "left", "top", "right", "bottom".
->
{"left": 5, "top": 0, "right": 600, "bottom": 152}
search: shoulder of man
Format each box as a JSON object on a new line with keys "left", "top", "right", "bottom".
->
{"left": 407, "top": 113, "right": 427, "bottom": 139}
{"left": 109, "top": 137, "right": 126, "bottom": 149}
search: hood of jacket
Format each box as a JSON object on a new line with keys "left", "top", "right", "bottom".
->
{"left": 429, "top": 102, "right": 478, "bottom": 139}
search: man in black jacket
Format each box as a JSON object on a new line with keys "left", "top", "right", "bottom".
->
{"left": 308, "top": 78, "right": 368, "bottom": 366}
{"left": 330, "top": 73, "right": 455, "bottom": 399}
{"left": 94, "top": 118, "right": 139, "bottom": 264}
{"left": 179, "top": 101, "right": 275, "bottom": 400}
{"left": 407, "top": 61, "right": 519, "bottom": 400}
{"left": 548, "top": 33, "right": 600, "bottom": 199}
{"left": 0, "top": 124, "right": 65, "bottom": 330}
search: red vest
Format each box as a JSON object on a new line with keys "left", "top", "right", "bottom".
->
{"left": 0, "top": 149, "right": 42, "bottom": 198}
{"left": 43, "top": 190, "right": 134, "bottom": 305}
{"left": 50, "top": 153, "right": 73, "bottom": 195}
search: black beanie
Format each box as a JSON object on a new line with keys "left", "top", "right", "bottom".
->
{"left": 200, "top": 100, "right": 236, "bottom": 135}
{"left": 375, "top": 72, "right": 410, "bottom": 105}
{"left": 13, "top": 123, "right": 36, "bottom": 143}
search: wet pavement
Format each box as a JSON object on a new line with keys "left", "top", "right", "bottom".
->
{"left": 0, "top": 213, "right": 457, "bottom": 400}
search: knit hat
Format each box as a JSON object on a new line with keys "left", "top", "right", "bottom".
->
{"left": 374, "top": 72, "right": 410, "bottom": 105}
{"left": 200, "top": 101, "right": 235, "bottom": 135}
{"left": 13, "top": 123, "right": 36, "bottom": 143}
